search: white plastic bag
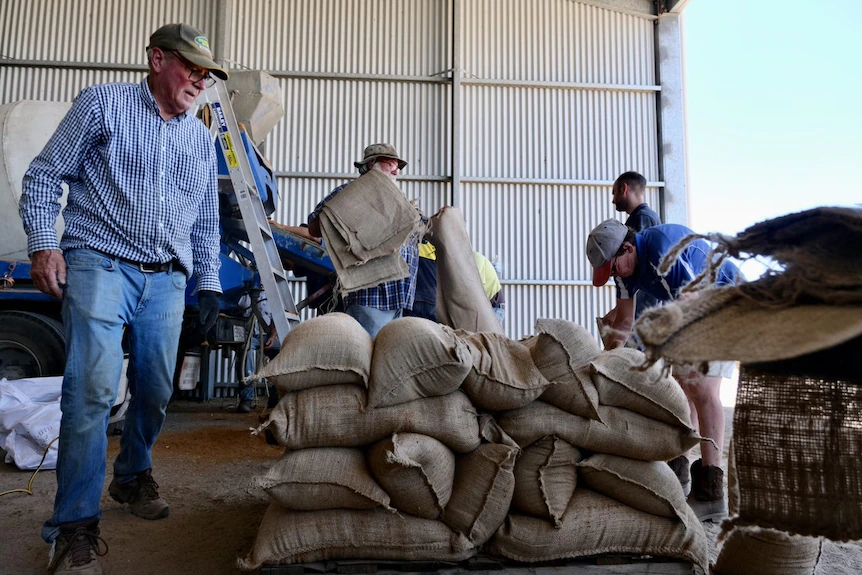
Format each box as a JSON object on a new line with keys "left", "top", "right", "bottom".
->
{"left": 0, "top": 377, "right": 62, "bottom": 470}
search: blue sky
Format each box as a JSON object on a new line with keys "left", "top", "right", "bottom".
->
{"left": 683, "top": 0, "right": 861, "bottom": 243}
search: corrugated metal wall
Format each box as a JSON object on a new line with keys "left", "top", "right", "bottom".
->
{"left": 1, "top": 0, "right": 664, "bottom": 346}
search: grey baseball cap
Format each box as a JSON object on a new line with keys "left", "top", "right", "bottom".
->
{"left": 587, "top": 219, "right": 628, "bottom": 286}
{"left": 354, "top": 143, "right": 407, "bottom": 170}
{"left": 148, "top": 23, "right": 228, "bottom": 81}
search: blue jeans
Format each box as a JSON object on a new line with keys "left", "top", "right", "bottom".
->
{"left": 344, "top": 304, "right": 402, "bottom": 339}
{"left": 42, "top": 249, "right": 186, "bottom": 543}
{"left": 237, "top": 330, "right": 260, "bottom": 402}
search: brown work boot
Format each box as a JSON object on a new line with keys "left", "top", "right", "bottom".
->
{"left": 667, "top": 455, "right": 691, "bottom": 496}
{"left": 109, "top": 469, "right": 170, "bottom": 520}
{"left": 687, "top": 458, "right": 728, "bottom": 522}
{"left": 48, "top": 520, "right": 107, "bottom": 574}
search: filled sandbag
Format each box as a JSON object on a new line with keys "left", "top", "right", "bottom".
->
{"left": 713, "top": 527, "right": 823, "bottom": 575}
{"left": 489, "top": 489, "right": 708, "bottom": 574}
{"left": 512, "top": 436, "right": 582, "bottom": 527}
{"left": 590, "top": 347, "right": 693, "bottom": 428}
{"left": 256, "top": 447, "right": 390, "bottom": 511}
{"left": 530, "top": 319, "right": 602, "bottom": 383}
{"left": 367, "top": 433, "right": 455, "bottom": 520}
{"left": 498, "top": 400, "right": 699, "bottom": 461}
{"left": 578, "top": 453, "right": 688, "bottom": 520}
{"left": 443, "top": 420, "right": 519, "bottom": 547}
{"left": 254, "top": 313, "right": 372, "bottom": 392}
{"left": 368, "top": 317, "right": 472, "bottom": 409}
{"left": 426, "top": 207, "right": 504, "bottom": 334}
{"left": 240, "top": 502, "right": 475, "bottom": 569}
{"left": 538, "top": 364, "right": 602, "bottom": 421}
{"left": 260, "top": 385, "right": 480, "bottom": 453}
{"left": 461, "top": 333, "right": 551, "bottom": 411}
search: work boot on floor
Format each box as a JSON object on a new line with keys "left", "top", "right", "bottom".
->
{"left": 109, "top": 469, "right": 170, "bottom": 520}
{"left": 667, "top": 455, "right": 691, "bottom": 496}
{"left": 236, "top": 399, "right": 254, "bottom": 413}
{"left": 687, "top": 458, "right": 728, "bottom": 522}
{"left": 48, "top": 520, "right": 107, "bottom": 574}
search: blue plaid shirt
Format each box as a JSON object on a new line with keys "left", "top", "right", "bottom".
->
{"left": 309, "top": 182, "right": 419, "bottom": 311}
{"left": 20, "top": 79, "right": 222, "bottom": 292}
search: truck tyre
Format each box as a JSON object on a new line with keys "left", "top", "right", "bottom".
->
{"left": 0, "top": 311, "right": 66, "bottom": 380}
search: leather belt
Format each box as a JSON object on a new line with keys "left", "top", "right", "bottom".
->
{"left": 118, "top": 257, "right": 179, "bottom": 274}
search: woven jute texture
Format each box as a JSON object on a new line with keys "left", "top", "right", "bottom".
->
{"left": 240, "top": 502, "right": 475, "bottom": 569}
{"left": 726, "top": 357, "right": 862, "bottom": 541}
{"left": 256, "top": 447, "right": 391, "bottom": 511}
{"left": 511, "top": 436, "right": 581, "bottom": 528}
{"left": 462, "top": 332, "right": 551, "bottom": 411}
{"left": 713, "top": 527, "right": 823, "bottom": 575}
{"left": 489, "top": 489, "right": 708, "bottom": 574}
{"left": 367, "top": 433, "right": 455, "bottom": 520}
{"left": 368, "top": 317, "right": 472, "bottom": 409}
{"left": 636, "top": 207, "right": 862, "bottom": 366}
{"left": 255, "top": 313, "right": 372, "bottom": 392}
{"left": 426, "top": 207, "right": 504, "bottom": 334}
{"left": 578, "top": 453, "right": 688, "bottom": 521}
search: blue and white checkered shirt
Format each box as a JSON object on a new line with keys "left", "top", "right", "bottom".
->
{"left": 309, "top": 182, "right": 419, "bottom": 311}
{"left": 19, "top": 79, "right": 221, "bottom": 292}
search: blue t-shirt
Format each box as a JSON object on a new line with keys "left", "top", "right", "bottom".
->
{"left": 616, "top": 224, "right": 739, "bottom": 302}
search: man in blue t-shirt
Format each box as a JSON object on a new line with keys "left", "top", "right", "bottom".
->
{"left": 587, "top": 218, "right": 740, "bottom": 523}
{"left": 611, "top": 171, "right": 661, "bottom": 324}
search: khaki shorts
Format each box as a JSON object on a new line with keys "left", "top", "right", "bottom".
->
{"left": 673, "top": 360, "right": 736, "bottom": 380}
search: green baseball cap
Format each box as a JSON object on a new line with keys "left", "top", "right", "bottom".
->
{"left": 148, "top": 23, "right": 228, "bottom": 81}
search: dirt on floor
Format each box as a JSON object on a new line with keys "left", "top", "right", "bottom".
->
{"left": 1, "top": 401, "right": 860, "bottom": 574}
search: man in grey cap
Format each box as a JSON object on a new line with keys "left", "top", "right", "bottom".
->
{"left": 586, "top": 218, "right": 740, "bottom": 523}
{"left": 19, "top": 23, "right": 226, "bottom": 574}
{"left": 308, "top": 144, "right": 419, "bottom": 338}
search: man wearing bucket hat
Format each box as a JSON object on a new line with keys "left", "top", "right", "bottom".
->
{"left": 19, "top": 23, "right": 227, "bottom": 574}
{"left": 308, "top": 144, "right": 419, "bottom": 338}
{"left": 586, "top": 219, "right": 740, "bottom": 522}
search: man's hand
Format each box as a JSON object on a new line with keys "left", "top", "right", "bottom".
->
{"left": 30, "top": 250, "right": 66, "bottom": 299}
{"left": 198, "top": 290, "right": 220, "bottom": 333}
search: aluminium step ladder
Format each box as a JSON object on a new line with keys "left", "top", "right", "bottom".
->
{"left": 202, "top": 80, "right": 300, "bottom": 344}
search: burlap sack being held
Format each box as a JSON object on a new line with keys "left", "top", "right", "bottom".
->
{"left": 578, "top": 453, "right": 688, "bottom": 521}
{"left": 511, "top": 436, "right": 582, "bottom": 528}
{"left": 443, "top": 419, "right": 519, "bottom": 547}
{"left": 254, "top": 313, "right": 372, "bottom": 392}
{"left": 713, "top": 527, "right": 823, "bottom": 575}
{"left": 259, "top": 385, "right": 480, "bottom": 453}
{"left": 425, "top": 207, "right": 504, "bottom": 334}
{"left": 498, "top": 400, "right": 699, "bottom": 461}
{"left": 240, "top": 502, "right": 475, "bottom": 569}
{"left": 636, "top": 207, "right": 862, "bottom": 366}
{"left": 256, "top": 447, "right": 391, "bottom": 511}
{"left": 368, "top": 317, "right": 472, "bottom": 409}
{"left": 590, "top": 347, "right": 693, "bottom": 428}
{"left": 367, "top": 433, "right": 455, "bottom": 520}
{"left": 461, "top": 332, "right": 552, "bottom": 411}
{"left": 488, "top": 489, "right": 708, "bottom": 574}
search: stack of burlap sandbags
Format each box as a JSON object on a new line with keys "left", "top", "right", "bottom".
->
{"left": 242, "top": 314, "right": 518, "bottom": 569}
{"left": 243, "top": 313, "right": 708, "bottom": 572}
{"left": 488, "top": 319, "right": 709, "bottom": 573}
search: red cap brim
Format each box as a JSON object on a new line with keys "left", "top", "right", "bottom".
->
{"left": 592, "top": 261, "right": 612, "bottom": 286}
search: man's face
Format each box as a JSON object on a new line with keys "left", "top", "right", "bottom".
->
{"left": 611, "top": 181, "right": 628, "bottom": 212}
{"left": 372, "top": 157, "right": 401, "bottom": 179}
{"left": 610, "top": 243, "right": 637, "bottom": 278}
{"left": 156, "top": 49, "right": 209, "bottom": 115}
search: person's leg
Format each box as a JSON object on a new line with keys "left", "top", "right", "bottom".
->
{"left": 110, "top": 266, "right": 185, "bottom": 519}
{"left": 236, "top": 333, "right": 260, "bottom": 412}
{"left": 42, "top": 249, "right": 129, "bottom": 545}
{"left": 678, "top": 372, "right": 724, "bottom": 467}
{"left": 344, "top": 304, "right": 400, "bottom": 339}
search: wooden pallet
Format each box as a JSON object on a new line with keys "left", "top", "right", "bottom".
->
{"left": 261, "top": 554, "right": 694, "bottom": 575}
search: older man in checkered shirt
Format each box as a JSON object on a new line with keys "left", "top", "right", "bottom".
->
{"left": 19, "top": 23, "right": 227, "bottom": 575}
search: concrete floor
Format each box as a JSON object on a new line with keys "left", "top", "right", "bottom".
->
{"left": 1, "top": 401, "right": 860, "bottom": 574}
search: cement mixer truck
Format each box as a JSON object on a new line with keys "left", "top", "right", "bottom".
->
{"left": 0, "top": 72, "right": 334, "bottom": 393}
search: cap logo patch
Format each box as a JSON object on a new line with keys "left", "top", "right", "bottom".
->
{"left": 194, "top": 35, "right": 211, "bottom": 51}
